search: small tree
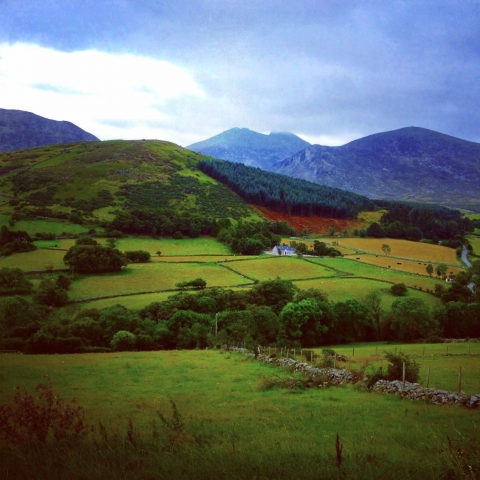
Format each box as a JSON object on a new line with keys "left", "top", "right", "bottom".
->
{"left": 426, "top": 263, "right": 434, "bottom": 277}
{"left": 381, "top": 244, "right": 391, "bottom": 255}
{"left": 436, "top": 263, "right": 448, "bottom": 279}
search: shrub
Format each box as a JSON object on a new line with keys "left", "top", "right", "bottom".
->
{"left": 384, "top": 351, "right": 420, "bottom": 383}
{"left": 111, "top": 330, "right": 136, "bottom": 351}
{"left": 391, "top": 283, "right": 408, "bottom": 296}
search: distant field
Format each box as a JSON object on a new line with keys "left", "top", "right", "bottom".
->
{"left": 467, "top": 235, "right": 480, "bottom": 257}
{"left": 0, "top": 249, "right": 66, "bottom": 271}
{"left": 285, "top": 237, "right": 461, "bottom": 265}
{"left": 294, "top": 277, "right": 440, "bottom": 308}
{"left": 0, "top": 214, "right": 100, "bottom": 236}
{"left": 68, "top": 262, "right": 246, "bottom": 301}
{"left": 115, "top": 236, "right": 233, "bottom": 256}
{"left": 226, "top": 256, "right": 341, "bottom": 281}
{"left": 307, "top": 257, "right": 443, "bottom": 290}
{"left": 344, "top": 253, "right": 464, "bottom": 277}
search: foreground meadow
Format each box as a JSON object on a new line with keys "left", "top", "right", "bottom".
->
{"left": 1, "top": 349, "right": 478, "bottom": 479}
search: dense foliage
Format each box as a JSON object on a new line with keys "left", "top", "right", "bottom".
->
{"left": 367, "top": 202, "right": 473, "bottom": 245}
{"left": 217, "top": 220, "right": 284, "bottom": 255}
{"left": 198, "top": 159, "right": 375, "bottom": 218}
{"left": 63, "top": 243, "right": 128, "bottom": 273}
{"left": 0, "top": 226, "right": 36, "bottom": 256}
{"left": 1, "top": 269, "right": 479, "bottom": 354}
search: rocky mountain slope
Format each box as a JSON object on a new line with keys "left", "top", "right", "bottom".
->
{"left": 0, "top": 109, "right": 99, "bottom": 153}
{"left": 187, "top": 127, "right": 310, "bottom": 169}
{"left": 274, "top": 127, "right": 480, "bottom": 211}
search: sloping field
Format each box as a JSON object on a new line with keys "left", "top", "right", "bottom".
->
{"left": 307, "top": 257, "right": 447, "bottom": 291}
{"left": 293, "top": 277, "right": 440, "bottom": 308}
{"left": 114, "top": 236, "right": 233, "bottom": 256}
{"left": 467, "top": 234, "right": 480, "bottom": 257}
{"left": 226, "top": 256, "right": 342, "bottom": 281}
{"left": 331, "top": 238, "right": 461, "bottom": 264}
{"left": 0, "top": 248, "right": 66, "bottom": 271}
{"left": 344, "top": 254, "right": 464, "bottom": 277}
{"left": 68, "top": 262, "right": 246, "bottom": 301}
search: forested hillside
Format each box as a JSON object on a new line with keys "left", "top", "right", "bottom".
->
{"left": 198, "top": 159, "right": 375, "bottom": 219}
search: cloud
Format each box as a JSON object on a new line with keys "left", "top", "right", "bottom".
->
{"left": 0, "top": 42, "right": 205, "bottom": 143}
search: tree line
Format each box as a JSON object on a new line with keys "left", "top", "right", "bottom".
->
{"left": 1, "top": 261, "right": 479, "bottom": 354}
{"left": 197, "top": 159, "right": 375, "bottom": 219}
{"left": 366, "top": 202, "right": 473, "bottom": 247}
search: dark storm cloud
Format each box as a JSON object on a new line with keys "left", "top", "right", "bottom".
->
{"left": 1, "top": 0, "right": 479, "bottom": 145}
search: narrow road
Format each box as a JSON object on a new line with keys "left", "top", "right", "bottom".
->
{"left": 461, "top": 245, "right": 471, "bottom": 268}
{"left": 462, "top": 245, "right": 476, "bottom": 294}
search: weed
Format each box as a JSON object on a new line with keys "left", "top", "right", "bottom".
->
{"left": 156, "top": 398, "right": 190, "bottom": 450}
{"left": 0, "top": 376, "right": 88, "bottom": 444}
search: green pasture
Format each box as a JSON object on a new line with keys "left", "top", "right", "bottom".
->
{"left": 467, "top": 235, "right": 480, "bottom": 257}
{"left": 68, "top": 262, "right": 247, "bottom": 301}
{"left": 227, "top": 256, "right": 341, "bottom": 281}
{"left": 0, "top": 214, "right": 99, "bottom": 236}
{"left": 74, "top": 291, "right": 183, "bottom": 311}
{"left": 0, "top": 249, "right": 66, "bottom": 271}
{"left": 1, "top": 350, "right": 478, "bottom": 479}
{"left": 115, "top": 236, "right": 233, "bottom": 256}
{"left": 324, "top": 342, "right": 480, "bottom": 394}
{"left": 293, "top": 277, "right": 440, "bottom": 308}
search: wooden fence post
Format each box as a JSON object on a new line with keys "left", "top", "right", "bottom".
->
{"left": 426, "top": 367, "right": 430, "bottom": 388}
{"left": 402, "top": 362, "right": 406, "bottom": 388}
{"left": 458, "top": 366, "right": 462, "bottom": 394}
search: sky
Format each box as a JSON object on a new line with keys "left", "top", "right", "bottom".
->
{"left": 1, "top": 1, "right": 479, "bottom": 147}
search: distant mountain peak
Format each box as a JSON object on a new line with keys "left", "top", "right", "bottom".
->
{"left": 187, "top": 127, "right": 310, "bottom": 169}
{"left": 0, "top": 108, "right": 99, "bottom": 153}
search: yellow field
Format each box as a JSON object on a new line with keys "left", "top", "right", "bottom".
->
{"left": 346, "top": 253, "right": 464, "bottom": 277}
{"left": 329, "top": 238, "right": 460, "bottom": 264}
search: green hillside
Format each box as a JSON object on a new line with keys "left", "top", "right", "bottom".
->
{"left": 0, "top": 140, "right": 258, "bottom": 233}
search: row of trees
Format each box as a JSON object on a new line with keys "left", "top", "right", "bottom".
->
{"left": 198, "top": 159, "right": 375, "bottom": 219}
{"left": 366, "top": 203, "right": 473, "bottom": 246}
{"left": 2, "top": 269, "right": 479, "bottom": 353}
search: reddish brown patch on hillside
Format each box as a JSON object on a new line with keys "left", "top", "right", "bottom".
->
{"left": 253, "top": 205, "right": 366, "bottom": 234}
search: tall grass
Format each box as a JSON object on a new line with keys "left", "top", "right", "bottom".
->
{"left": 0, "top": 350, "right": 478, "bottom": 479}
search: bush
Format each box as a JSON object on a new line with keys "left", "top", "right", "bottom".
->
{"left": 124, "top": 250, "right": 151, "bottom": 263}
{"left": 391, "top": 283, "right": 408, "bottom": 296}
{"left": 384, "top": 351, "right": 420, "bottom": 383}
{"left": 111, "top": 330, "right": 136, "bottom": 351}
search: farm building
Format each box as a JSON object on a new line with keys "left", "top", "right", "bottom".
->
{"left": 270, "top": 245, "right": 297, "bottom": 256}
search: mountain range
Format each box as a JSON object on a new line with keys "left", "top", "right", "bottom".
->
{"left": 189, "top": 126, "right": 480, "bottom": 211}
{"left": 0, "top": 109, "right": 99, "bottom": 153}
{"left": 187, "top": 128, "right": 310, "bottom": 169}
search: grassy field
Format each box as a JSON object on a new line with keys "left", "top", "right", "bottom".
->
{"left": 307, "top": 257, "right": 444, "bottom": 291}
{"left": 467, "top": 234, "right": 480, "bottom": 257}
{"left": 322, "top": 342, "right": 480, "bottom": 394}
{"left": 68, "top": 263, "right": 247, "bottom": 301}
{"left": 0, "top": 349, "right": 478, "bottom": 479}
{"left": 225, "top": 256, "right": 342, "bottom": 281}
{"left": 0, "top": 214, "right": 102, "bottom": 236}
{"left": 0, "top": 248, "right": 67, "bottom": 271}
{"left": 294, "top": 277, "right": 440, "bottom": 308}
